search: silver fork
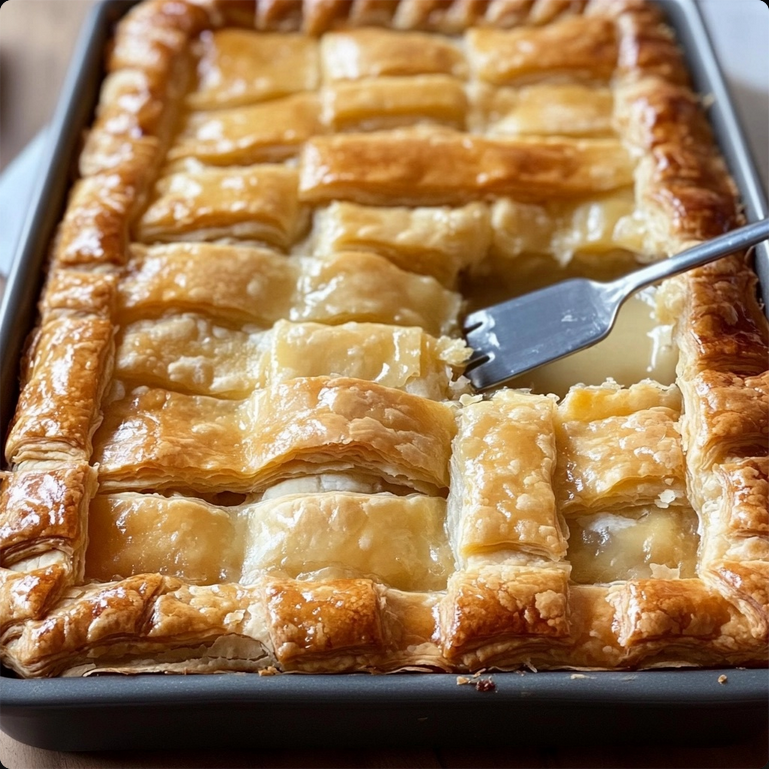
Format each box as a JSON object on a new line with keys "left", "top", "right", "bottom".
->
{"left": 463, "top": 218, "right": 769, "bottom": 391}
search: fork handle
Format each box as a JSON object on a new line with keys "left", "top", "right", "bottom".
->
{"left": 610, "top": 217, "right": 769, "bottom": 298}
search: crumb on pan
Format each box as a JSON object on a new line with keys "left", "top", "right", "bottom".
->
{"left": 457, "top": 674, "right": 496, "bottom": 692}
{"left": 258, "top": 666, "right": 280, "bottom": 676}
{"left": 717, "top": 674, "right": 728, "bottom": 684}
{"left": 474, "top": 677, "right": 496, "bottom": 692}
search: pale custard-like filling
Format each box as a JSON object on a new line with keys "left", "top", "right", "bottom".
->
{"left": 516, "top": 290, "right": 677, "bottom": 398}
{"left": 465, "top": 266, "right": 676, "bottom": 397}
{"left": 568, "top": 506, "right": 700, "bottom": 584}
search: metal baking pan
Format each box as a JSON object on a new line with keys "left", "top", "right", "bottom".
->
{"left": 1, "top": 0, "right": 767, "bottom": 752}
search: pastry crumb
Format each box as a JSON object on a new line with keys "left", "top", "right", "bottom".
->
{"left": 258, "top": 666, "right": 279, "bottom": 676}
{"left": 475, "top": 677, "right": 496, "bottom": 692}
{"left": 458, "top": 673, "right": 496, "bottom": 691}
{"left": 717, "top": 675, "right": 727, "bottom": 685}
{"left": 570, "top": 673, "right": 592, "bottom": 679}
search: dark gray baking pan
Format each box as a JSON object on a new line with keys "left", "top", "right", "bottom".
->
{"left": 1, "top": 0, "right": 767, "bottom": 752}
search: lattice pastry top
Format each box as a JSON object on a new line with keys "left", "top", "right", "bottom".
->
{"left": 0, "top": 0, "right": 767, "bottom": 677}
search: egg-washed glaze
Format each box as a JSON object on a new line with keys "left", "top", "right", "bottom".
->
{"left": 0, "top": 0, "right": 767, "bottom": 677}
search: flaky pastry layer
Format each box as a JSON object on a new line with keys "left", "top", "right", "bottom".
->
{"left": 1, "top": 0, "right": 767, "bottom": 678}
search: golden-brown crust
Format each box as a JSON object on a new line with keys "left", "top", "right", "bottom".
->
{"left": 706, "top": 561, "right": 769, "bottom": 642}
{"left": 607, "top": 579, "right": 733, "bottom": 647}
{"left": 5, "top": 317, "right": 115, "bottom": 466}
{"left": 613, "top": 3, "right": 689, "bottom": 85}
{"left": 0, "top": 464, "right": 97, "bottom": 578}
{"left": 643, "top": 144, "right": 741, "bottom": 245}
{"left": 266, "top": 578, "right": 384, "bottom": 665}
{"left": 554, "top": 382, "right": 686, "bottom": 514}
{"left": 0, "top": 566, "right": 71, "bottom": 642}
{"left": 718, "top": 459, "right": 769, "bottom": 538}
{"left": 6, "top": 273, "right": 116, "bottom": 465}
{"left": 108, "top": 0, "right": 211, "bottom": 76}
{"left": 134, "top": 163, "right": 306, "bottom": 248}
{"left": 676, "top": 269, "right": 769, "bottom": 377}
{"left": 683, "top": 371, "right": 769, "bottom": 475}
{"left": 440, "top": 563, "right": 571, "bottom": 665}
{"left": 467, "top": 16, "right": 618, "bottom": 85}
{"left": 2, "top": 0, "right": 767, "bottom": 678}
{"left": 53, "top": 176, "right": 145, "bottom": 268}
{"left": 271, "top": 0, "right": 594, "bottom": 34}
{"left": 449, "top": 391, "right": 567, "bottom": 561}
{"left": 93, "top": 376, "right": 457, "bottom": 495}
{"left": 300, "top": 130, "right": 634, "bottom": 206}
{"left": 117, "top": 244, "right": 461, "bottom": 336}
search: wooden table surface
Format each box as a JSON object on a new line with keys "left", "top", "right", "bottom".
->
{"left": 0, "top": 2, "right": 767, "bottom": 767}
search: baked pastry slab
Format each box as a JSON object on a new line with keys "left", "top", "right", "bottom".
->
{"left": 1, "top": 0, "right": 767, "bottom": 678}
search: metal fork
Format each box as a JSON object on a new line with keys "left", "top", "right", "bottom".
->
{"left": 463, "top": 218, "right": 769, "bottom": 391}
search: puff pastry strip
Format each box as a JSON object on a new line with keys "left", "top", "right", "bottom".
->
{"left": 115, "top": 318, "right": 468, "bottom": 399}
{"left": 6, "top": 273, "right": 117, "bottom": 466}
{"left": 313, "top": 201, "right": 490, "bottom": 286}
{"left": 1, "top": 575, "right": 273, "bottom": 678}
{"left": 449, "top": 391, "right": 567, "bottom": 562}
{"left": 695, "top": 458, "right": 769, "bottom": 640}
{"left": 0, "top": 464, "right": 97, "bottom": 581}
{"left": 242, "top": 491, "right": 453, "bottom": 591}
{"left": 3, "top": 574, "right": 452, "bottom": 677}
{"left": 86, "top": 489, "right": 453, "bottom": 592}
{"left": 186, "top": 30, "right": 319, "bottom": 110}
{"left": 53, "top": 175, "right": 138, "bottom": 267}
{"left": 300, "top": 129, "right": 635, "bottom": 206}
{"left": 86, "top": 493, "right": 246, "bottom": 586}
{"left": 0, "top": 566, "right": 73, "bottom": 647}
{"left": 440, "top": 559, "right": 572, "bottom": 667}
{"left": 94, "top": 376, "right": 457, "bottom": 495}
{"left": 319, "top": 28, "right": 467, "bottom": 80}
{"left": 136, "top": 163, "right": 306, "bottom": 249}
{"left": 80, "top": 0, "right": 206, "bottom": 181}
{"left": 554, "top": 381, "right": 686, "bottom": 514}
{"left": 168, "top": 93, "right": 323, "bottom": 165}
{"left": 615, "top": 79, "right": 740, "bottom": 253}
{"left": 470, "top": 82, "right": 615, "bottom": 137}
{"left": 264, "top": 578, "right": 449, "bottom": 673}
{"left": 119, "top": 244, "right": 461, "bottom": 336}
{"left": 714, "top": 458, "right": 769, "bottom": 539}
{"left": 7, "top": 565, "right": 761, "bottom": 676}
{"left": 679, "top": 371, "right": 769, "bottom": 482}
{"left": 466, "top": 16, "right": 618, "bottom": 85}
{"left": 488, "top": 189, "right": 648, "bottom": 264}
{"left": 325, "top": 75, "right": 468, "bottom": 132}
{"left": 666, "top": 263, "right": 769, "bottom": 378}
{"left": 705, "top": 561, "right": 769, "bottom": 644}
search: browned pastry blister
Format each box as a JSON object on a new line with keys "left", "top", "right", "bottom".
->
{"left": 1, "top": 0, "right": 768, "bottom": 677}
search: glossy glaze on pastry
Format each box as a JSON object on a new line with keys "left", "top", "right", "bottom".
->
{"left": 1, "top": 0, "right": 767, "bottom": 677}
